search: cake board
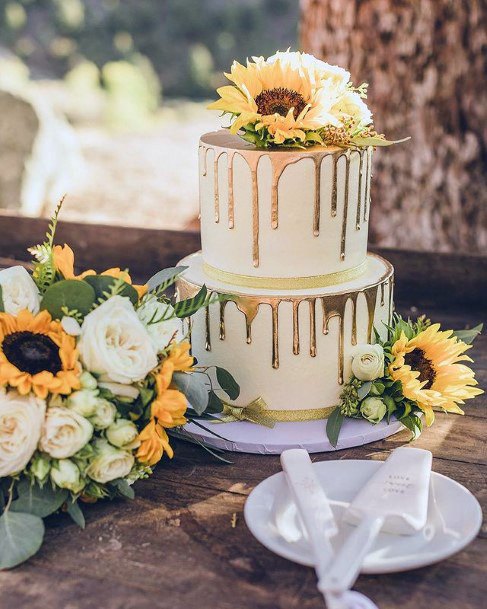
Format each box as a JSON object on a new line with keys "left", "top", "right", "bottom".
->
{"left": 183, "top": 416, "right": 404, "bottom": 455}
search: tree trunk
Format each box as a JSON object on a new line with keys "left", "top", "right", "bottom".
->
{"left": 300, "top": 0, "right": 486, "bottom": 254}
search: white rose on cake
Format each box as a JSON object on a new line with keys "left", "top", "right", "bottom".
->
{"left": 0, "top": 266, "right": 40, "bottom": 315}
{"left": 40, "top": 406, "right": 93, "bottom": 458}
{"left": 0, "top": 391, "right": 46, "bottom": 477}
{"left": 78, "top": 296, "right": 158, "bottom": 384}
{"left": 137, "top": 295, "right": 180, "bottom": 352}
{"left": 86, "top": 439, "right": 134, "bottom": 484}
{"left": 331, "top": 90, "right": 373, "bottom": 128}
{"left": 351, "top": 344, "right": 384, "bottom": 381}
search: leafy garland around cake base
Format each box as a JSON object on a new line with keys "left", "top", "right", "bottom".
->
{"left": 0, "top": 200, "right": 236, "bottom": 568}
{"left": 326, "top": 314, "right": 483, "bottom": 447}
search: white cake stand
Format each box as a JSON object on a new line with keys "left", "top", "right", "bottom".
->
{"left": 183, "top": 416, "right": 404, "bottom": 455}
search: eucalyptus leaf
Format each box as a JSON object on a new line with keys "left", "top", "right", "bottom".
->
{"left": 326, "top": 407, "right": 345, "bottom": 448}
{"left": 40, "top": 279, "right": 95, "bottom": 320}
{"left": 207, "top": 390, "right": 224, "bottom": 414}
{"left": 11, "top": 480, "right": 68, "bottom": 518}
{"left": 111, "top": 479, "right": 135, "bottom": 499}
{"left": 453, "top": 323, "right": 483, "bottom": 345}
{"left": 147, "top": 266, "right": 188, "bottom": 292}
{"left": 173, "top": 371, "right": 209, "bottom": 415}
{"left": 66, "top": 501, "right": 85, "bottom": 529}
{"left": 84, "top": 275, "right": 138, "bottom": 305}
{"left": 215, "top": 367, "right": 240, "bottom": 400}
{"left": 357, "top": 381, "right": 372, "bottom": 400}
{"left": 0, "top": 511, "right": 45, "bottom": 569}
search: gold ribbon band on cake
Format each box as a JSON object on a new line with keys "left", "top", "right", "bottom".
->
{"left": 203, "top": 260, "right": 368, "bottom": 290}
{"left": 214, "top": 397, "right": 336, "bottom": 427}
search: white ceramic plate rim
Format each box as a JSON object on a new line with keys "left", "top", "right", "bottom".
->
{"left": 244, "top": 460, "right": 482, "bottom": 574}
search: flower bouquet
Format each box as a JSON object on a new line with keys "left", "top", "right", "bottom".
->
{"left": 0, "top": 202, "right": 237, "bottom": 568}
{"left": 326, "top": 314, "right": 483, "bottom": 446}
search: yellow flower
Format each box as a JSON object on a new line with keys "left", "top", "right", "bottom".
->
{"left": 136, "top": 418, "right": 173, "bottom": 465}
{"left": 150, "top": 359, "right": 187, "bottom": 428}
{"left": 389, "top": 325, "right": 483, "bottom": 426}
{"left": 53, "top": 244, "right": 147, "bottom": 298}
{"left": 165, "top": 341, "right": 194, "bottom": 372}
{"left": 0, "top": 309, "right": 81, "bottom": 399}
{"left": 208, "top": 52, "right": 346, "bottom": 145}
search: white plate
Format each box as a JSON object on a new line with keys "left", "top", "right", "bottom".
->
{"left": 244, "top": 459, "right": 482, "bottom": 574}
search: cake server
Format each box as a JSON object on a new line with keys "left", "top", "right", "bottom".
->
{"left": 320, "top": 447, "right": 432, "bottom": 595}
{"left": 279, "top": 449, "right": 378, "bottom": 609}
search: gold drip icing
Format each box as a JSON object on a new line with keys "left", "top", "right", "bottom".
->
{"left": 356, "top": 151, "right": 364, "bottom": 230}
{"left": 331, "top": 157, "right": 338, "bottom": 217}
{"left": 271, "top": 303, "right": 279, "bottom": 369}
{"left": 227, "top": 150, "right": 236, "bottom": 229}
{"left": 213, "top": 151, "right": 225, "bottom": 223}
{"left": 177, "top": 254, "right": 393, "bottom": 385}
{"left": 269, "top": 155, "right": 301, "bottom": 230}
{"left": 292, "top": 301, "right": 300, "bottom": 355}
{"left": 200, "top": 145, "right": 208, "bottom": 177}
{"left": 363, "top": 147, "right": 371, "bottom": 223}
{"left": 308, "top": 298, "right": 317, "bottom": 357}
{"left": 380, "top": 282, "right": 385, "bottom": 307}
{"left": 340, "top": 152, "right": 351, "bottom": 261}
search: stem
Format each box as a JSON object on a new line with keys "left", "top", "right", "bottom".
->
{"left": 4, "top": 479, "right": 15, "bottom": 513}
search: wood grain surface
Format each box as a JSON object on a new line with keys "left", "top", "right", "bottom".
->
{"left": 0, "top": 222, "right": 485, "bottom": 609}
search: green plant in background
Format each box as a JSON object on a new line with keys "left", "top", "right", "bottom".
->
{"left": 0, "top": 0, "right": 299, "bottom": 99}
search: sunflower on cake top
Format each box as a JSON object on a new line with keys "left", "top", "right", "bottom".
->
{"left": 209, "top": 50, "right": 401, "bottom": 148}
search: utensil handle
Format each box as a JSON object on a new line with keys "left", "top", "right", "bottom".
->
{"left": 319, "top": 514, "right": 384, "bottom": 594}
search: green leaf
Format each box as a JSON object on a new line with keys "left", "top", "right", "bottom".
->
{"left": 383, "top": 394, "right": 397, "bottom": 422}
{"left": 84, "top": 275, "right": 138, "bottom": 306}
{"left": 41, "top": 279, "right": 95, "bottom": 320}
{"left": 0, "top": 285, "right": 4, "bottom": 313}
{"left": 0, "top": 511, "right": 44, "bottom": 569}
{"left": 207, "top": 390, "right": 224, "bottom": 414}
{"left": 66, "top": 501, "right": 85, "bottom": 529}
{"left": 400, "top": 414, "right": 423, "bottom": 440}
{"left": 215, "top": 366, "right": 240, "bottom": 400}
{"left": 351, "top": 136, "right": 411, "bottom": 147}
{"left": 357, "top": 381, "right": 372, "bottom": 400}
{"left": 110, "top": 479, "right": 135, "bottom": 499}
{"left": 326, "top": 407, "right": 345, "bottom": 448}
{"left": 10, "top": 480, "right": 68, "bottom": 518}
{"left": 173, "top": 371, "right": 209, "bottom": 415}
{"left": 453, "top": 323, "right": 483, "bottom": 345}
{"left": 147, "top": 266, "right": 188, "bottom": 293}
{"left": 173, "top": 285, "right": 208, "bottom": 319}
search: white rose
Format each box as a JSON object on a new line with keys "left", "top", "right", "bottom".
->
{"left": 0, "top": 266, "right": 40, "bottom": 315}
{"left": 331, "top": 90, "right": 373, "bottom": 128}
{"left": 85, "top": 439, "right": 134, "bottom": 484}
{"left": 67, "top": 389, "right": 99, "bottom": 417}
{"left": 50, "top": 459, "right": 84, "bottom": 493}
{"left": 137, "top": 295, "right": 180, "bottom": 352}
{"left": 89, "top": 399, "right": 116, "bottom": 430}
{"left": 0, "top": 391, "right": 46, "bottom": 477}
{"left": 40, "top": 407, "right": 93, "bottom": 458}
{"left": 267, "top": 51, "right": 350, "bottom": 90}
{"left": 78, "top": 296, "right": 158, "bottom": 384}
{"left": 360, "top": 397, "right": 387, "bottom": 424}
{"left": 351, "top": 344, "right": 384, "bottom": 381}
{"left": 106, "top": 419, "right": 140, "bottom": 449}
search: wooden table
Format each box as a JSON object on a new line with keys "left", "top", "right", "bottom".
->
{"left": 0, "top": 216, "right": 485, "bottom": 609}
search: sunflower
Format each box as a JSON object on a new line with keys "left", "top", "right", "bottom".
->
{"left": 208, "top": 52, "right": 350, "bottom": 145}
{"left": 389, "top": 324, "right": 483, "bottom": 425}
{"left": 0, "top": 309, "right": 81, "bottom": 399}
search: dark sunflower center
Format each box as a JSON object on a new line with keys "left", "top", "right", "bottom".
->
{"left": 404, "top": 348, "right": 436, "bottom": 389}
{"left": 2, "top": 331, "right": 62, "bottom": 375}
{"left": 255, "top": 87, "right": 306, "bottom": 119}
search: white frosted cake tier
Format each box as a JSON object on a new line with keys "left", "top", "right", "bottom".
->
{"left": 176, "top": 252, "right": 394, "bottom": 419}
{"left": 199, "top": 131, "right": 373, "bottom": 289}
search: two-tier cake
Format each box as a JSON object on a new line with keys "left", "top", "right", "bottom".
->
{"left": 178, "top": 131, "right": 393, "bottom": 420}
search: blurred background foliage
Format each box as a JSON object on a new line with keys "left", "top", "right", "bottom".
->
{"left": 0, "top": 0, "right": 299, "bottom": 99}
